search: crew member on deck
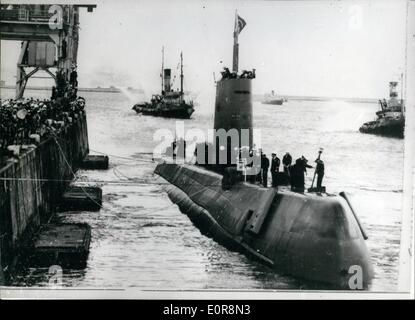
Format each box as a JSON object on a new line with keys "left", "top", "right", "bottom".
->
{"left": 290, "top": 157, "right": 313, "bottom": 192}
{"left": 221, "top": 67, "right": 231, "bottom": 79}
{"left": 290, "top": 158, "right": 305, "bottom": 192}
{"left": 261, "top": 153, "right": 270, "bottom": 188}
{"left": 172, "top": 139, "right": 177, "bottom": 161}
{"left": 300, "top": 156, "right": 313, "bottom": 174}
{"left": 315, "top": 158, "right": 325, "bottom": 190}
{"left": 270, "top": 153, "right": 280, "bottom": 187}
{"left": 282, "top": 152, "right": 292, "bottom": 175}
{"left": 256, "top": 149, "right": 263, "bottom": 184}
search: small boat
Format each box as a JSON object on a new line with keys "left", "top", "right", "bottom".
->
{"left": 133, "top": 49, "right": 194, "bottom": 119}
{"left": 359, "top": 80, "right": 405, "bottom": 138}
{"left": 261, "top": 90, "right": 284, "bottom": 105}
{"left": 359, "top": 113, "right": 404, "bottom": 138}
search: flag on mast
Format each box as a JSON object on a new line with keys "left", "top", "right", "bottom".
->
{"left": 234, "top": 14, "right": 247, "bottom": 36}
{"left": 233, "top": 12, "right": 246, "bottom": 72}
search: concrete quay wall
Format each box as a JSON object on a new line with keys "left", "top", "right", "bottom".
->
{"left": 0, "top": 112, "right": 89, "bottom": 273}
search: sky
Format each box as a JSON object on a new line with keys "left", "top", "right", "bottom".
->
{"left": 0, "top": 0, "right": 408, "bottom": 99}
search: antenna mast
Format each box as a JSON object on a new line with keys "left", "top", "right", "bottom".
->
{"left": 232, "top": 10, "right": 239, "bottom": 73}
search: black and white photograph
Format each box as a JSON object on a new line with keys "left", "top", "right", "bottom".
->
{"left": 0, "top": 0, "right": 414, "bottom": 300}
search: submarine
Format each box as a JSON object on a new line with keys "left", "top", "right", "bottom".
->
{"left": 155, "top": 14, "right": 374, "bottom": 289}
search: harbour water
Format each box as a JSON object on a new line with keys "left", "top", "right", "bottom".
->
{"left": 3, "top": 88, "right": 403, "bottom": 291}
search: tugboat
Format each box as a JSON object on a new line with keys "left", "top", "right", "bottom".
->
{"left": 155, "top": 13, "right": 374, "bottom": 289}
{"left": 261, "top": 90, "right": 284, "bottom": 105}
{"left": 132, "top": 49, "right": 194, "bottom": 119}
{"left": 359, "top": 80, "right": 405, "bottom": 138}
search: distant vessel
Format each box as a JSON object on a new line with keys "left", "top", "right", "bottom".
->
{"left": 359, "top": 80, "right": 405, "bottom": 138}
{"left": 261, "top": 90, "right": 285, "bottom": 105}
{"left": 132, "top": 49, "right": 194, "bottom": 119}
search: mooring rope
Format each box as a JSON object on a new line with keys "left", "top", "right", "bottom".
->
{"left": 50, "top": 133, "right": 201, "bottom": 215}
{"left": 89, "top": 148, "right": 156, "bottom": 164}
{"left": 53, "top": 134, "right": 218, "bottom": 215}
{"left": 51, "top": 134, "right": 104, "bottom": 210}
{"left": 0, "top": 176, "right": 225, "bottom": 187}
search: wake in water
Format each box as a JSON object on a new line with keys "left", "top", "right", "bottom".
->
{"left": 318, "top": 100, "right": 378, "bottom": 132}
{"left": 115, "top": 86, "right": 145, "bottom": 103}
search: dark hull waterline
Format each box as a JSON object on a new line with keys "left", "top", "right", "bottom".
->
{"left": 133, "top": 104, "right": 194, "bottom": 119}
{"left": 262, "top": 99, "right": 283, "bottom": 105}
{"left": 359, "top": 119, "right": 404, "bottom": 138}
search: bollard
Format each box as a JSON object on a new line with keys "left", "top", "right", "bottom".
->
{"left": 81, "top": 155, "right": 109, "bottom": 170}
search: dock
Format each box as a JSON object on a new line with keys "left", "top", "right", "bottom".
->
{"left": 60, "top": 186, "right": 102, "bottom": 212}
{"left": 81, "top": 155, "right": 109, "bottom": 170}
{"left": 32, "top": 223, "right": 91, "bottom": 268}
{"left": 0, "top": 4, "right": 97, "bottom": 282}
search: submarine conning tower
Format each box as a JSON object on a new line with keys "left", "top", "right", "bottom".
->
{"left": 213, "top": 12, "right": 254, "bottom": 167}
{"left": 213, "top": 76, "right": 254, "bottom": 165}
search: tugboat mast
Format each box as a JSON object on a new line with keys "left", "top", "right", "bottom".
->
{"left": 161, "top": 46, "right": 165, "bottom": 94}
{"left": 180, "top": 52, "right": 184, "bottom": 96}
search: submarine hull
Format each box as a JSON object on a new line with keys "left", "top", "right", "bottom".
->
{"left": 155, "top": 163, "right": 374, "bottom": 289}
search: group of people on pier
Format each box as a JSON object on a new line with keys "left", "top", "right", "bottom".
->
{"left": 51, "top": 67, "right": 78, "bottom": 101}
{"left": 1, "top": 63, "right": 82, "bottom": 155}
{"left": 0, "top": 96, "right": 85, "bottom": 154}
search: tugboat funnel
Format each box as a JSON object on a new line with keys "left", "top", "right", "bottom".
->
{"left": 164, "top": 68, "right": 171, "bottom": 92}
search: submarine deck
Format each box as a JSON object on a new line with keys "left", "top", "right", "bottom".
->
{"left": 155, "top": 161, "right": 374, "bottom": 288}
{"left": 167, "top": 162, "right": 335, "bottom": 199}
